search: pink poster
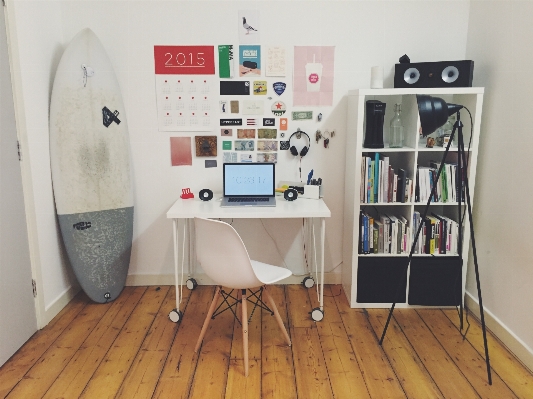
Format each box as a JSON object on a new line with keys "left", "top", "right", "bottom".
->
{"left": 293, "top": 46, "right": 335, "bottom": 107}
{"left": 170, "top": 137, "right": 192, "bottom": 166}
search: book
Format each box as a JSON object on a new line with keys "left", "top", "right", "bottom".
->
{"left": 397, "top": 169, "right": 406, "bottom": 203}
{"left": 382, "top": 155, "right": 389, "bottom": 203}
{"left": 374, "top": 153, "right": 380, "bottom": 202}
{"left": 374, "top": 220, "right": 384, "bottom": 253}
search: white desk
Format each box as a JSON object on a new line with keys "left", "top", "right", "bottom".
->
{"left": 166, "top": 196, "right": 331, "bottom": 322}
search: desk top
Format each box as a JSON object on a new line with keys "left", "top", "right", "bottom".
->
{"left": 167, "top": 196, "right": 331, "bottom": 219}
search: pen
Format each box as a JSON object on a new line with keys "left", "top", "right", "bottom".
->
{"left": 307, "top": 169, "right": 314, "bottom": 185}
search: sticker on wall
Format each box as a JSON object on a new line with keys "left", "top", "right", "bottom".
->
{"left": 220, "top": 118, "right": 242, "bottom": 126}
{"left": 222, "top": 141, "right": 232, "bottom": 150}
{"left": 223, "top": 152, "right": 238, "bottom": 163}
{"left": 266, "top": 46, "right": 286, "bottom": 77}
{"left": 258, "top": 128, "right": 277, "bottom": 139}
{"left": 271, "top": 101, "right": 287, "bottom": 116}
{"left": 218, "top": 45, "right": 234, "bottom": 78}
{"left": 230, "top": 100, "right": 240, "bottom": 113}
{"left": 293, "top": 46, "right": 335, "bottom": 106}
{"left": 170, "top": 137, "right": 192, "bottom": 166}
{"left": 220, "top": 81, "right": 250, "bottom": 95}
{"left": 220, "top": 100, "right": 228, "bottom": 113}
{"left": 205, "top": 160, "right": 217, "bottom": 168}
{"left": 280, "top": 117, "right": 288, "bottom": 130}
{"left": 280, "top": 140, "right": 290, "bottom": 150}
{"left": 235, "top": 140, "right": 254, "bottom": 151}
{"left": 237, "top": 129, "right": 256, "bottom": 139}
{"left": 239, "top": 10, "right": 260, "bottom": 44}
{"left": 257, "top": 153, "right": 278, "bottom": 163}
{"left": 253, "top": 81, "right": 267, "bottom": 95}
{"left": 273, "top": 82, "right": 286, "bottom": 96}
{"left": 263, "top": 118, "right": 275, "bottom": 126}
{"left": 239, "top": 45, "right": 261, "bottom": 77}
{"left": 240, "top": 154, "right": 254, "bottom": 163}
{"left": 221, "top": 128, "right": 233, "bottom": 136}
{"left": 257, "top": 140, "right": 278, "bottom": 152}
{"left": 246, "top": 118, "right": 257, "bottom": 126}
{"left": 242, "top": 100, "right": 264, "bottom": 115}
{"left": 195, "top": 136, "right": 218, "bottom": 157}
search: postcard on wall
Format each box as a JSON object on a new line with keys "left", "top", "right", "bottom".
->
{"left": 253, "top": 81, "right": 267, "bottom": 95}
{"left": 195, "top": 136, "right": 217, "bottom": 157}
{"left": 257, "top": 152, "right": 277, "bottom": 163}
{"left": 239, "top": 45, "right": 261, "bottom": 77}
{"left": 237, "top": 129, "right": 256, "bottom": 139}
{"left": 240, "top": 153, "right": 254, "bottom": 163}
{"left": 238, "top": 10, "right": 260, "bottom": 44}
{"left": 223, "top": 151, "right": 238, "bottom": 163}
{"left": 218, "top": 45, "right": 234, "bottom": 78}
{"left": 242, "top": 100, "right": 264, "bottom": 115}
{"left": 170, "top": 137, "right": 192, "bottom": 166}
{"left": 266, "top": 46, "right": 286, "bottom": 77}
{"left": 258, "top": 128, "right": 277, "bottom": 139}
{"left": 293, "top": 46, "right": 335, "bottom": 107}
{"left": 155, "top": 75, "right": 216, "bottom": 131}
{"left": 234, "top": 140, "right": 255, "bottom": 151}
{"left": 257, "top": 140, "right": 278, "bottom": 152}
{"left": 221, "top": 128, "right": 233, "bottom": 136}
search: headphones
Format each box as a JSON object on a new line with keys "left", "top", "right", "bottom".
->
{"left": 289, "top": 130, "right": 311, "bottom": 157}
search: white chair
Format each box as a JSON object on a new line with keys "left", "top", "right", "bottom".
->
{"left": 193, "top": 217, "right": 292, "bottom": 376}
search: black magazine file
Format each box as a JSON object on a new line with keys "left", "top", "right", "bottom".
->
{"left": 408, "top": 256, "right": 462, "bottom": 306}
{"left": 357, "top": 257, "right": 408, "bottom": 303}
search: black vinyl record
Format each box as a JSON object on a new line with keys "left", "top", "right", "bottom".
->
{"left": 199, "top": 189, "right": 213, "bottom": 201}
{"left": 284, "top": 188, "right": 298, "bottom": 201}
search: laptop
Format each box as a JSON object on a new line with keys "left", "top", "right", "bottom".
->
{"left": 221, "top": 163, "right": 276, "bottom": 207}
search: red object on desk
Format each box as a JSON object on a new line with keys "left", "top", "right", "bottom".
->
{"left": 180, "top": 188, "right": 194, "bottom": 199}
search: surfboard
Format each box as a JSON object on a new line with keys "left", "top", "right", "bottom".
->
{"left": 49, "top": 28, "right": 133, "bottom": 303}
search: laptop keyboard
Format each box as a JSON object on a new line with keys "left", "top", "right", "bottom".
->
{"left": 228, "top": 197, "right": 269, "bottom": 202}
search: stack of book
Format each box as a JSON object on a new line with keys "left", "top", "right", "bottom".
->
{"left": 358, "top": 211, "right": 411, "bottom": 255}
{"left": 415, "top": 161, "right": 464, "bottom": 203}
{"left": 360, "top": 153, "right": 413, "bottom": 204}
{"left": 411, "top": 211, "right": 459, "bottom": 255}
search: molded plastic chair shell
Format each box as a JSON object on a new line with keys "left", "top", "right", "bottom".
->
{"left": 194, "top": 217, "right": 292, "bottom": 288}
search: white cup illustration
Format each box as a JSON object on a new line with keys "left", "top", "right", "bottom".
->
{"left": 306, "top": 55, "right": 323, "bottom": 92}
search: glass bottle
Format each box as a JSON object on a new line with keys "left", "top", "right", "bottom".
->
{"left": 443, "top": 115, "right": 455, "bottom": 147}
{"left": 389, "top": 103, "right": 404, "bottom": 148}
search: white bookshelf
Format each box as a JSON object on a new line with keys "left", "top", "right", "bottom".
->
{"left": 342, "top": 88, "right": 484, "bottom": 308}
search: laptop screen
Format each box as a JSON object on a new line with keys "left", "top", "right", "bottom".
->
{"left": 223, "top": 163, "right": 275, "bottom": 197}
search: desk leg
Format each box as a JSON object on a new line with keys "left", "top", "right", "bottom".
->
{"left": 310, "top": 217, "right": 325, "bottom": 322}
{"left": 169, "top": 218, "right": 183, "bottom": 322}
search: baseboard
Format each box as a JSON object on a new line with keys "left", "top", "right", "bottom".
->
{"left": 126, "top": 272, "right": 342, "bottom": 287}
{"left": 465, "top": 292, "right": 533, "bottom": 373}
{"left": 42, "top": 284, "right": 81, "bottom": 328}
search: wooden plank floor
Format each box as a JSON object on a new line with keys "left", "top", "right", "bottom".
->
{"left": 1, "top": 285, "right": 532, "bottom": 399}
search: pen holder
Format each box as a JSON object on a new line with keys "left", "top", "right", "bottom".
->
{"left": 301, "top": 184, "right": 323, "bottom": 200}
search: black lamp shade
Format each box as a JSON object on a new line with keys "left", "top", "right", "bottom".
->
{"left": 416, "top": 95, "right": 463, "bottom": 137}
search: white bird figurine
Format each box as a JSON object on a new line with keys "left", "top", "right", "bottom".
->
{"left": 242, "top": 17, "right": 257, "bottom": 35}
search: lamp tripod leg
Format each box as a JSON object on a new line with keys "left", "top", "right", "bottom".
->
{"left": 457, "top": 129, "right": 492, "bottom": 385}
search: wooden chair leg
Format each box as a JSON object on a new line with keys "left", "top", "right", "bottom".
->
{"left": 263, "top": 286, "right": 291, "bottom": 346}
{"left": 241, "top": 289, "right": 249, "bottom": 377}
{"left": 195, "top": 286, "right": 221, "bottom": 353}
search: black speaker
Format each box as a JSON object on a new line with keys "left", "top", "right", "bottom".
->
{"left": 284, "top": 188, "right": 298, "bottom": 201}
{"left": 199, "top": 189, "right": 213, "bottom": 201}
{"left": 394, "top": 60, "right": 474, "bottom": 88}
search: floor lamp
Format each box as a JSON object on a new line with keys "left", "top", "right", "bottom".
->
{"left": 378, "top": 94, "right": 492, "bottom": 385}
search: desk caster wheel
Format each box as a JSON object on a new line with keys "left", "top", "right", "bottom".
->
{"left": 186, "top": 278, "right": 198, "bottom": 290}
{"left": 302, "top": 276, "right": 315, "bottom": 288}
{"left": 169, "top": 309, "right": 182, "bottom": 323}
{"left": 311, "top": 308, "right": 324, "bottom": 322}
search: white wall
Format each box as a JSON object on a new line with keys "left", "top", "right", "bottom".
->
{"left": 9, "top": 1, "right": 470, "bottom": 314}
{"left": 466, "top": 0, "right": 533, "bottom": 366}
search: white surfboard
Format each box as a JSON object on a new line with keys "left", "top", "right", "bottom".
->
{"left": 49, "top": 28, "right": 133, "bottom": 303}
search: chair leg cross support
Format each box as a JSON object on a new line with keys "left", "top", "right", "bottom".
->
{"left": 194, "top": 285, "right": 292, "bottom": 377}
